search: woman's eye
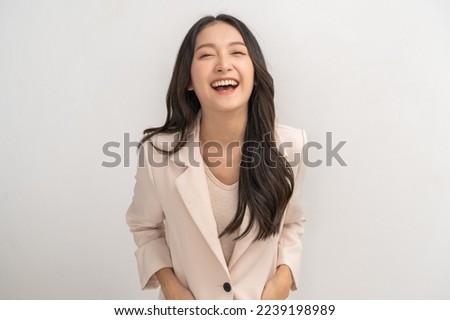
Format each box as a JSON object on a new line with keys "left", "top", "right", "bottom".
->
{"left": 232, "top": 51, "right": 245, "bottom": 55}
{"left": 199, "top": 53, "right": 213, "bottom": 58}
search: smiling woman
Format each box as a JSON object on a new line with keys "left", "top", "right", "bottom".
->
{"left": 126, "top": 14, "right": 308, "bottom": 300}
{"left": 190, "top": 23, "right": 254, "bottom": 112}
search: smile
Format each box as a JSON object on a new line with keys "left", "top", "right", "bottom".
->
{"left": 210, "top": 79, "right": 239, "bottom": 94}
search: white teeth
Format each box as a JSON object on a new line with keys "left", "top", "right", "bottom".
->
{"left": 211, "top": 79, "right": 238, "bottom": 88}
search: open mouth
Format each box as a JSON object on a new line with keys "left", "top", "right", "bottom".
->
{"left": 210, "top": 79, "right": 239, "bottom": 92}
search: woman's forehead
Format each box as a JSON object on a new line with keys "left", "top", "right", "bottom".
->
{"left": 195, "top": 21, "right": 244, "bottom": 47}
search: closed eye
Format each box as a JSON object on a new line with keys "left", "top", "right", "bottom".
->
{"left": 232, "top": 51, "right": 246, "bottom": 55}
{"left": 199, "top": 53, "right": 213, "bottom": 58}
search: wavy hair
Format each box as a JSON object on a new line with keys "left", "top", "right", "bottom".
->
{"left": 140, "top": 14, "right": 294, "bottom": 241}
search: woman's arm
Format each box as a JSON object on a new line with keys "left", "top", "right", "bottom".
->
{"left": 126, "top": 142, "right": 174, "bottom": 290}
{"left": 262, "top": 129, "right": 308, "bottom": 299}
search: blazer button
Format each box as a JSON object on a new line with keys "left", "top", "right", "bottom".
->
{"left": 223, "top": 282, "right": 232, "bottom": 292}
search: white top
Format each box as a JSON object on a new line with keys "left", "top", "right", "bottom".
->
{"left": 204, "top": 164, "right": 239, "bottom": 266}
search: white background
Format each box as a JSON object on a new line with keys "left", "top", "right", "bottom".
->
{"left": 1, "top": 0, "right": 449, "bottom": 299}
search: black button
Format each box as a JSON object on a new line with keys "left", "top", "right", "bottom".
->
{"left": 223, "top": 282, "right": 232, "bottom": 292}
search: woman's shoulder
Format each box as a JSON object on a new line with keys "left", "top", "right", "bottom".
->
{"left": 273, "top": 122, "right": 307, "bottom": 170}
{"left": 274, "top": 121, "right": 307, "bottom": 148}
{"left": 142, "top": 131, "right": 181, "bottom": 151}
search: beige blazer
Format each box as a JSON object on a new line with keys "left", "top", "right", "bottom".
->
{"left": 126, "top": 112, "right": 307, "bottom": 299}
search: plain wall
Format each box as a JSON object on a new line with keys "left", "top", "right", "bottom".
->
{"left": 1, "top": 0, "right": 449, "bottom": 299}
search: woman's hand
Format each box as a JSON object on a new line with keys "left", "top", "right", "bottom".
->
{"left": 155, "top": 267, "right": 196, "bottom": 300}
{"left": 260, "top": 264, "right": 293, "bottom": 300}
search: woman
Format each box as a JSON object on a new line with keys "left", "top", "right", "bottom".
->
{"left": 126, "top": 14, "right": 307, "bottom": 300}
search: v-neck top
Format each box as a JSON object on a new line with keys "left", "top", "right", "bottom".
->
{"left": 204, "top": 163, "right": 239, "bottom": 265}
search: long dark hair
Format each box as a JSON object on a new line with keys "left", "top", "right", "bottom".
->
{"left": 141, "top": 14, "right": 294, "bottom": 241}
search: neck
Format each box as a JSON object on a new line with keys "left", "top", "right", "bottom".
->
{"left": 199, "top": 108, "right": 248, "bottom": 146}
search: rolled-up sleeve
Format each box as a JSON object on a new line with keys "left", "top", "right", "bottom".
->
{"left": 126, "top": 142, "right": 173, "bottom": 289}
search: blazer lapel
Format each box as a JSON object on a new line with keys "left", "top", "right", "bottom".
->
{"left": 168, "top": 113, "right": 230, "bottom": 275}
{"left": 227, "top": 207, "right": 259, "bottom": 269}
{"left": 165, "top": 111, "right": 264, "bottom": 273}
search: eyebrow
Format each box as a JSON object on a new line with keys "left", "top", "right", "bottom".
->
{"left": 195, "top": 41, "right": 246, "bottom": 52}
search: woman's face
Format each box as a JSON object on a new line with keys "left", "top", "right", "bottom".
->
{"left": 190, "top": 21, "right": 255, "bottom": 115}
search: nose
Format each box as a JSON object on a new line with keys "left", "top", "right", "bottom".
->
{"left": 215, "top": 54, "right": 233, "bottom": 72}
